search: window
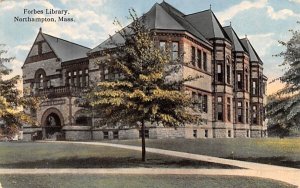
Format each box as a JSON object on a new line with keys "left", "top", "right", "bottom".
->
{"left": 198, "top": 93, "right": 202, "bottom": 110}
{"left": 139, "top": 129, "right": 149, "bottom": 138}
{"left": 113, "top": 131, "right": 119, "bottom": 139}
{"left": 39, "top": 74, "right": 44, "bottom": 89}
{"left": 245, "top": 75, "right": 249, "bottom": 91}
{"left": 84, "top": 75, "right": 89, "bottom": 86}
{"left": 252, "top": 81, "right": 257, "bottom": 95}
{"left": 193, "top": 130, "right": 197, "bottom": 138}
{"left": 246, "top": 102, "right": 249, "bottom": 123}
{"left": 203, "top": 52, "right": 207, "bottom": 71}
{"left": 205, "top": 130, "right": 208, "bottom": 138}
{"left": 172, "top": 42, "right": 179, "bottom": 60}
{"left": 103, "top": 131, "right": 109, "bottom": 139}
{"left": 228, "top": 130, "right": 231, "bottom": 138}
{"left": 197, "top": 49, "right": 202, "bottom": 69}
{"left": 104, "top": 67, "right": 109, "bottom": 80}
{"left": 159, "top": 41, "right": 166, "bottom": 51}
{"left": 227, "top": 97, "right": 231, "bottom": 122}
{"left": 192, "top": 91, "right": 197, "bottom": 108}
{"left": 79, "top": 70, "right": 82, "bottom": 75}
{"left": 237, "top": 73, "right": 242, "bottom": 89}
{"left": 85, "top": 69, "right": 89, "bottom": 74}
{"left": 217, "top": 97, "right": 223, "bottom": 121}
{"left": 217, "top": 64, "right": 223, "bottom": 82}
{"left": 252, "top": 105, "right": 257, "bottom": 124}
{"left": 79, "top": 76, "right": 83, "bottom": 87}
{"left": 203, "top": 95, "right": 208, "bottom": 113}
{"left": 227, "top": 64, "right": 230, "bottom": 84}
{"left": 191, "top": 46, "right": 196, "bottom": 66}
{"left": 237, "top": 102, "right": 243, "bottom": 123}
{"left": 247, "top": 130, "right": 250, "bottom": 137}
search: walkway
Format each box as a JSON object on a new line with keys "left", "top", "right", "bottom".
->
{"left": 0, "top": 141, "right": 299, "bottom": 187}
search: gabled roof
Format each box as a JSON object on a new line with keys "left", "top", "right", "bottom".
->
{"left": 223, "top": 26, "right": 246, "bottom": 52}
{"left": 159, "top": 2, "right": 210, "bottom": 45}
{"left": 185, "top": 10, "right": 230, "bottom": 40}
{"left": 240, "top": 38, "right": 263, "bottom": 64}
{"left": 42, "top": 33, "right": 91, "bottom": 62}
{"left": 89, "top": 2, "right": 211, "bottom": 54}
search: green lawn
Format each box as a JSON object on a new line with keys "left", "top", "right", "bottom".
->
{"left": 0, "top": 174, "right": 295, "bottom": 188}
{"left": 0, "top": 142, "right": 234, "bottom": 169}
{"left": 107, "top": 138, "right": 300, "bottom": 168}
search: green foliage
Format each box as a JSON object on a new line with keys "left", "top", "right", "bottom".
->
{"left": 0, "top": 44, "right": 39, "bottom": 136}
{"left": 266, "top": 23, "right": 300, "bottom": 136}
{"left": 87, "top": 9, "right": 201, "bottom": 129}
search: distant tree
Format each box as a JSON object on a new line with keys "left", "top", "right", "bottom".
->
{"left": 266, "top": 23, "right": 300, "bottom": 137}
{"left": 0, "top": 44, "right": 39, "bottom": 137}
{"left": 87, "top": 10, "right": 202, "bottom": 161}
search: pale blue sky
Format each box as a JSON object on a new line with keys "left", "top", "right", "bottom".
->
{"left": 1, "top": 0, "right": 300, "bottom": 94}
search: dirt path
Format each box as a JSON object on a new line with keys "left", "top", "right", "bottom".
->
{"left": 0, "top": 141, "right": 299, "bottom": 187}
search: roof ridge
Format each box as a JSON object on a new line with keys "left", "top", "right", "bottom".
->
{"left": 42, "top": 33, "right": 91, "bottom": 50}
{"left": 184, "top": 9, "right": 211, "bottom": 17}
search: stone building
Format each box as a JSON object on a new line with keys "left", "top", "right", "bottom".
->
{"left": 22, "top": 2, "right": 267, "bottom": 141}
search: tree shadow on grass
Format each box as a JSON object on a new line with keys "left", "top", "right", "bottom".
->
{"left": 226, "top": 156, "right": 300, "bottom": 169}
{"left": 0, "top": 157, "right": 240, "bottom": 169}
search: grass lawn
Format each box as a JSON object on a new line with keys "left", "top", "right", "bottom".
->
{"left": 107, "top": 137, "right": 300, "bottom": 168}
{"left": 0, "top": 174, "right": 296, "bottom": 188}
{"left": 0, "top": 142, "right": 235, "bottom": 169}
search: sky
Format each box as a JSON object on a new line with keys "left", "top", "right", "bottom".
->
{"left": 0, "top": 0, "right": 300, "bottom": 95}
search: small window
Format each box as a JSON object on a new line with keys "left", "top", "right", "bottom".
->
{"left": 217, "top": 64, "right": 223, "bottom": 82}
{"left": 237, "top": 73, "right": 243, "bottom": 89}
{"left": 85, "top": 69, "right": 89, "bottom": 74}
{"left": 113, "top": 131, "right": 119, "bottom": 139}
{"left": 228, "top": 130, "right": 231, "bottom": 138}
{"left": 79, "top": 70, "right": 82, "bottom": 75}
{"left": 193, "top": 130, "right": 197, "bottom": 138}
{"left": 172, "top": 42, "right": 179, "bottom": 60}
{"left": 197, "top": 49, "right": 202, "bottom": 69}
{"left": 191, "top": 46, "right": 196, "bottom": 66}
{"left": 103, "top": 131, "right": 109, "bottom": 139}
{"left": 160, "top": 41, "right": 166, "bottom": 51}
{"left": 227, "top": 64, "right": 230, "bottom": 84}
{"left": 247, "top": 130, "right": 250, "bottom": 137}
{"left": 217, "top": 97, "right": 222, "bottom": 103}
{"left": 203, "top": 95, "right": 208, "bottom": 113}
{"left": 203, "top": 52, "right": 207, "bottom": 71}
{"left": 205, "top": 130, "right": 208, "bottom": 138}
{"left": 74, "top": 71, "right": 77, "bottom": 76}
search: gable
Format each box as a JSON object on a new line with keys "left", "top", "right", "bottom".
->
{"left": 24, "top": 32, "right": 57, "bottom": 64}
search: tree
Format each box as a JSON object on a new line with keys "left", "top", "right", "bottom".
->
{"left": 87, "top": 10, "right": 201, "bottom": 161}
{"left": 266, "top": 23, "right": 300, "bottom": 137}
{"left": 0, "top": 44, "right": 38, "bottom": 138}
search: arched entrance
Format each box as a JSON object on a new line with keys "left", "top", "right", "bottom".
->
{"left": 41, "top": 108, "right": 64, "bottom": 140}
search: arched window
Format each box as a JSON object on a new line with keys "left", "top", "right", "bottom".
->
{"left": 39, "top": 74, "right": 44, "bottom": 88}
{"left": 35, "top": 69, "right": 46, "bottom": 89}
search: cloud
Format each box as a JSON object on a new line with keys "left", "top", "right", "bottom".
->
{"left": 216, "top": 0, "right": 268, "bottom": 24}
{"left": 246, "top": 33, "right": 276, "bottom": 57}
{"left": 289, "top": 0, "right": 300, "bottom": 3}
{"left": 266, "top": 6, "right": 300, "bottom": 20}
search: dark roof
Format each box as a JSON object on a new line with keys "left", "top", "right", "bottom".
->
{"left": 185, "top": 10, "right": 230, "bottom": 40}
{"left": 89, "top": 2, "right": 211, "bottom": 53}
{"left": 42, "top": 33, "right": 91, "bottom": 62}
{"left": 240, "top": 38, "right": 263, "bottom": 64}
{"left": 159, "top": 2, "right": 210, "bottom": 45}
{"left": 223, "top": 26, "right": 246, "bottom": 52}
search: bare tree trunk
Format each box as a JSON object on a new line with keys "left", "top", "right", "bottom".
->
{"left": 141, "top": 119, "right": 146, "bottom": 162}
